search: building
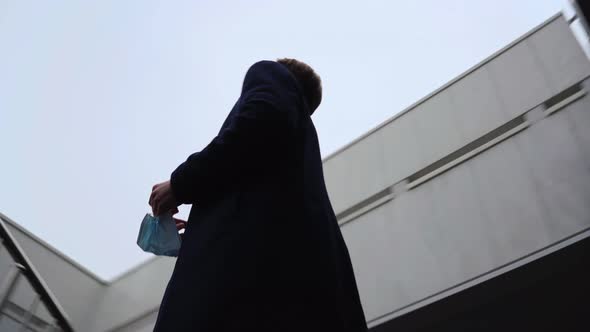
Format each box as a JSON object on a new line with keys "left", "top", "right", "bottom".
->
{"left": 1, "top": 12, "right": 590, "bottom": 331}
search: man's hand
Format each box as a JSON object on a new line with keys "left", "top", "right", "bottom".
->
{"left": 174, "top": 217, "right": 187, "bottom": 241}
{"left": 149, "top": 180, "right": 179, "bottom": 216}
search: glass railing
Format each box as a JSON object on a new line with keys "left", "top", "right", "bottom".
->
{"left": 0, "top": 215, "right": 74, "bottom": 332}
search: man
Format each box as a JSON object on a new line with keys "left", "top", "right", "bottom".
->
{"left": 149, "top": 59, "right": 367, "bottom": 331}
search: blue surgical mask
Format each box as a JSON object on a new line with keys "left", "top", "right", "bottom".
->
{"left": 137, "top": 213, "right": 181, "bottom": 257}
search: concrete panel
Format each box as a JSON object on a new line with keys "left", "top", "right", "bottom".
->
{"left": 341, "top": 185, "right": 452, "bottom": 322}
{"left": 448, "top": 66, "right": 509, "bottom": 143}
{"left": 411, "top": 91, "right": 465, "bottom": 167}
{"left": 384, "top": 184, "right": 448, "bottom": 313}
{"left": 340, "top": 202, "right": 409, "bottom": 322}
{"left": 468, "top": 140, "right": 552, "bottom": 262}
{"left": 566, "top": 88, "right": 590, "bottom": 164}
{"left": 114, "top": 310, "right": 158, "bottom": 332}
{"left": 487, "top": 41, "right": 552, "bottom": 118}
{"left": 323, "top": 131, "right": 387, "bottom": 213}
{"left": 528, "top": 17, "right": 590, "bottom": 93}
{"left": 322, "top": 158, "right": 347, "bottom": 213}
{"left": 90, "top": 257, "right": 175, "bottom": 332}
{"left": 380, "top": 111, "right": 425, "bottom": 185}
{"left": 513, "top": 107, "right": 590, "bottom": 239}
{"left": 425, "top": 163, "right": 496, "bottom": 284}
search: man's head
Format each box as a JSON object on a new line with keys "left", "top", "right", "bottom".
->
{"left": 277, "top": 58, "right": 322, "bottom": 114}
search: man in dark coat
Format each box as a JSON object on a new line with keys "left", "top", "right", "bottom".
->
{"left": 149, "top": 59, "right": 367, "bottom": 331}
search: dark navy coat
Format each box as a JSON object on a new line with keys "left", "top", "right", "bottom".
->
{"left": 154, "top": 61, "right": 367, "bottom": 332}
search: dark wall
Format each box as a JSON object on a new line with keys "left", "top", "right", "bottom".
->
{"left": 370, "top": 236, "right": 590, "bottom": 332}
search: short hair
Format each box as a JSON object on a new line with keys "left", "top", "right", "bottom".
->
{"left": 277, "top": 58, "right": 322, "bottom": 114}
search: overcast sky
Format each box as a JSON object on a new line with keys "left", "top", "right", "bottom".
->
{"left": 0, "top": 0, "right": 581, "bottom": 280}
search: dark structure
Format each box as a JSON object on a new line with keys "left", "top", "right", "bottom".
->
{"left": 370, "top": 236, "right": 590, "bottom": 332}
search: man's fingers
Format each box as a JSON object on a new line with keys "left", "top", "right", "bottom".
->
{"left": 150, "top": 190, "right": 159, "bottom": 208}
{"left": 175, "top": 219, "right": 186, "bottom": 230}
{"left": 152, "top": 194, "right": 160, "bottom": 215}
{"left": 149, "top": 187, "right": 159, "bottom": 207}
{"left": 149, "top": 182, "right": 164, "bottom": 207}
{"left": 149, "top": 181, "right": 177, "bottom": 217}
{"left": 154, "top": 199, "right": 162, "bottom": 216}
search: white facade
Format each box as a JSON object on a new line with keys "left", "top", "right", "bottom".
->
{"left": 1, "top": 13, "right": 590, "bottom": 331}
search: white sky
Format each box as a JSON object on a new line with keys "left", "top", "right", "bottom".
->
{"left": 0, "top": 0, "right": 579, "bottom": 280}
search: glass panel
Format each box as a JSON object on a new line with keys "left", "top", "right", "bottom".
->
{"left": 0, "top": 313, "right": 22, "bottom": 332}
{"left": 27, "top": 300, "right": 55, "bottom": 332}
{"left": 1, "top": 276, "right": 59, "bottom": 332}
{"left": 34, "top": 301, "right": 54, "bottom": 326}
{"left": 7, "top": 274, "right": 36, "bottom": 312}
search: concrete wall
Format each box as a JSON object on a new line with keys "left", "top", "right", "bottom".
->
{"left": 343, "top": 94, "right": 590, "bottom": 325}
{"left": 89, "top": 257, "right": 174, "bottom": 332}
{"left": 322, "top": 15, "right": 590, "bottom": 326}
{"left": 323, "top": 15, "right": 590, "bottom": 215}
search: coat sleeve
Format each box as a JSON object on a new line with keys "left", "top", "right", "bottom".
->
{"left": 170, "top": 61, "right": 301, "bottom": 204}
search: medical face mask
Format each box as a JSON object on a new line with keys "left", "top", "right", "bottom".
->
{"left": 137, "top": 213, "right": 181, "bottom": 257}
